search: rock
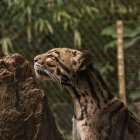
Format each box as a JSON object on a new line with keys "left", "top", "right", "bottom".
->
{"left": 0, "top": 52, "right": 63, "bottom": 140}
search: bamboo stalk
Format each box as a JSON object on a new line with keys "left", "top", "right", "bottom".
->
{"left": 117, "top": 20, "right": 127, "bottom": 105}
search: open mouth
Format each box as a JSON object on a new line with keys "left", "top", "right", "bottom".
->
{"left": 34, "top": 63, "right": 50, "bottom": 77}
{"left": 34, "top": 63, "right": 60, "bottom": 83}
{"left": 36, "top": 69, "right": 49, "bottom": 76}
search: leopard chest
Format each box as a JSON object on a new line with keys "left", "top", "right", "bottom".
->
{"left": 72, "top": 117, "right": 108, "bottom": 140}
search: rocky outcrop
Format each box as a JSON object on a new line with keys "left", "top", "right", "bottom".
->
{"left": 0, "top": 48, "right": 63, "bottom": 140}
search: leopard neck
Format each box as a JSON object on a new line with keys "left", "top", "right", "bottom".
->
{"left": 63, "top": 64, "right": 115, "bottom": 120}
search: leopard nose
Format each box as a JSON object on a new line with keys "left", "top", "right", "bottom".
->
{"left": 34, "top": 55, "right": 40, "bottom": 62}
{"left": 34, "top": 55, "right": 44, "bottom": 65}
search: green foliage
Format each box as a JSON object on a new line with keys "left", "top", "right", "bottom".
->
{"left": 101, "top": 24, "right": 140, "bottom": 50}
{"left": 139, "top": 70, "right": 140, "bottom": 81}
{"left": 0, "top": 37, "right": 13, "bottom": 54}
{"left": 130, "top": 90, "right": 140, "bottom": 101}
{"left": 101, "top": 26, "right": 117, "bottom": 38}
{"left": 52, "top": 0, "right": 96, "bottom": 48}
{"left": 74, "top": 30, "right": 81, "bottom": 48}
{"left": 99, "top": 62, "right": 114, "bottom": 80}
{"left": 0, "top": 0, "right": 97, "bottom": 52}
{"left": 35, "top": 18, "right": 53, "bottom": 33}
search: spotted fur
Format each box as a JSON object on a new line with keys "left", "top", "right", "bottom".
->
{"left": 34, "top": 48, "right": 140, "bottom": 140}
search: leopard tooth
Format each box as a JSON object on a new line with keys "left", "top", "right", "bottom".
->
{"left": 43, "top": 69, "right": 51, "bottom": 76}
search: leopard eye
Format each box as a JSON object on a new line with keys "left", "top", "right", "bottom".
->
{"left": 52, "top": 51, "right": 60, "bottom": 57}
{"left": 47, "top": 54, "right": 53, "bottom": 58}
{"left": 54, "top": 51, "right": 60, "bottom": 55}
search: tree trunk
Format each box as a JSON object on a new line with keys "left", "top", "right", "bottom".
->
{"left": 0, "top": 50, "right": 63, "bottom": 140}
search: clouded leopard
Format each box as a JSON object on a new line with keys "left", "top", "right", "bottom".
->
{"left": 34, "top": 48, "right": 140, "bottom": 140}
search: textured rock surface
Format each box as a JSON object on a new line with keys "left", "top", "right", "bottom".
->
{"left": 0, "top": 50, "right": 63, "bottom": 140}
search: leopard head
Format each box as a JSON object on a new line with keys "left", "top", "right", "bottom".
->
{"left": 34, "top": 48, "right": 93, "bottom": 84}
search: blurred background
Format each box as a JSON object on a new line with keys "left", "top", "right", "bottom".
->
{"left": 0, "top": 0, "right": 140, "bottom": 139}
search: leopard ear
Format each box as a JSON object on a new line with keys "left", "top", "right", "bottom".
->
{"left": 71, "top": 50, "right": 93, "bottom": 71}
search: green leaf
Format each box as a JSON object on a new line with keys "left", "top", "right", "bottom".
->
{"left": 0, "top": 37, "right": 13, "bottom": 54}
{"left": 101, "top": 26, "right": 117, "bottom": 38}
{"left": 74, "top": 30, "right": 81, "bottom": 48}
{"left": 64, "top": 22, "right": 68, "bottom": 31}
{"left": 55, "top": 0, "right": 64, "bottom": 5}
{"left": 139, "top": 70, "right": 140, "bottom": 81}
{"left": 123, "top": 27, "right": 133, "bottom": 38}
{"left": 35, "top": 19, "right": 53, "bottom": 33}
{"left": 101, "top": 25, "right": 140, "bottom": 39}
{"left": 124, "top": 26, "right": 140, "bottom": 38}
{"left": 54, "top": 11, "right": 71, "bottom": 22}
{"left": 100, "top": 62, "right": 114, "bottom": 74}
{"left": 26, "top": 6, "right": 32, "bottom": 17}
{"left": 38, "top": 20, "right": 44, "bottom": 32}
{"left": 27, "top": 25, "right": 32, "bottom": 42}
{"left": 45, "top": 20, "right": 53, "bottom": 34}
{"left": 124, "top": 36, "right": 140, "bottom": 48}
{"left": 104, "top": 40, "right": 117, "bottom": 50}
{"left": 129, "top": 90, "right": 140, "bottom": 101}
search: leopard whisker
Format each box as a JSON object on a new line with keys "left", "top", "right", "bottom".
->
{"left": 51, "top": 73, "right": 63, "bottom": 91}
{"left": 44, "top": 69, "right": 62, "bottom": 91}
